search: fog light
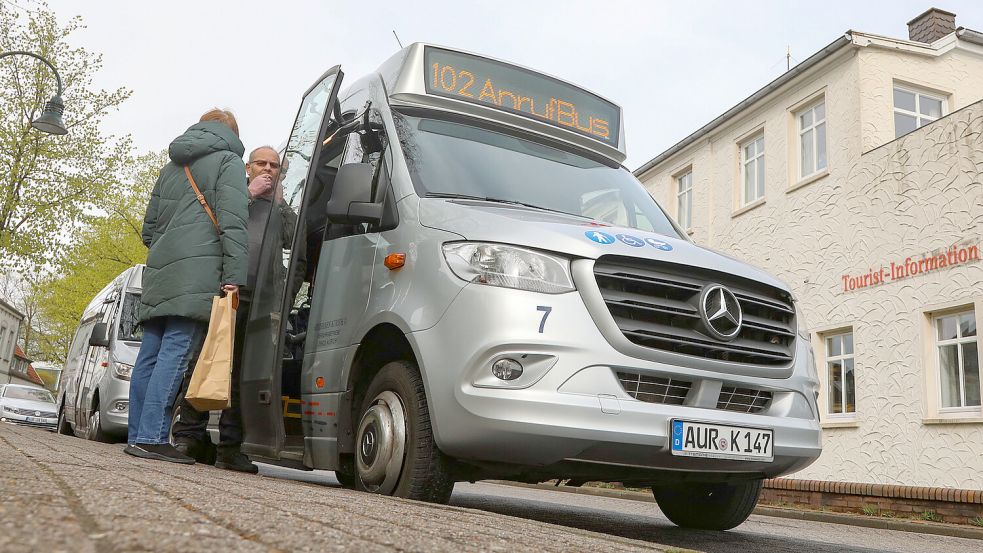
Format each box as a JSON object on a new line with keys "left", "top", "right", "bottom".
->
{"left": 111, "top": 401, "right": 128, "bottom": 413}
{"left": 491, "top": 358, "right": 523, "bottom": 381}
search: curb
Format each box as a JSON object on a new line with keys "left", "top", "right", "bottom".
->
{"left": 485, "top": 480, "right": 983, "bottom": 540}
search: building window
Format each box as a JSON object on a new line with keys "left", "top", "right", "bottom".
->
{"left": 893, "top": 86, "right": 945, "bottom": 138}
{"left": 935, "top": 309, "right": 980, "bottom": 409}
{"left": 0, "top": 325, "right": 6, "bottom": 360}
{"left": 676, "top": 171, "right": 693, "bottom": 229}
{"left": 741, "top": 135, "right": 765, "bottom": 205}
{"left": 825, "top": 331, "right": 856, "bottom": 415}
{"left": 797, "top": 100, "right": 827, "bottom": 179}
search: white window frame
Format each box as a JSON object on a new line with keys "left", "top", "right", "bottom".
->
{"left": 934, "top": 308, "right": 980, "bottom": 412}
{"left": 893, "top": 84, "right": 946, "bottom": 139}
{"left": 675, "top": 170, "right": 693, "bottom": 230}
{"left": 824, "top": 330, "right": 856, "bottom": 418}
{"left": 797, "top": 99, "right": 827, "bottom": 179}
{"left": 740, "top": 135, "right": 765, "bottom": 205}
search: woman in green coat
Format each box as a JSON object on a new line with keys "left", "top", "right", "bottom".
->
{"left": 125, "top": 109, "right": 249, "bottom": 464}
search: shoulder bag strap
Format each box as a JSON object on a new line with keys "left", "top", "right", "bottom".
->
{"left": 184, "top": 165, "right": 220, "bottom": 231}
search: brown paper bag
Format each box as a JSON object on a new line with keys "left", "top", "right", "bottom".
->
{"left": 185, "top": 292, "right": 237, "bottom": 411}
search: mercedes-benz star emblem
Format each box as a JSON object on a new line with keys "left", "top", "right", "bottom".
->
{"left": 699, "top": 284, "right": 743, "bottom": 341}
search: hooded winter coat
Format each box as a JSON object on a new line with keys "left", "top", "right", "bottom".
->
{"left": 139, "top": 121, "right": 249, "bottom": 323}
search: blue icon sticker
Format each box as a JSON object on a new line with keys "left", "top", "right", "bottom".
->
{"left": 585, "top": 231, "right": 615, "bottom": 245}
{"left": 645, "top": 237, "right": 674, "bottom": 251}
{"left": 616, "top": 234, "right": 645, "bottom": 247}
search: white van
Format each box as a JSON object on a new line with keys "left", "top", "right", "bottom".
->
{"left": 56, "top": 265, "right": 142, "bottom": 442}
{"left": 233, "top": 43, "right": 819, "bottom": 531}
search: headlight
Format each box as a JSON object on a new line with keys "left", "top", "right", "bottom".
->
{"left": 442, "top": 242, "right": 575, "bottom": 294}
{"left": 113, "top": 362, "right": 133, "bottom": 381}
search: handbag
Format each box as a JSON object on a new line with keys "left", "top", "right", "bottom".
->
{"left": 182, "top": 165, "right": 237, "bottom": 411}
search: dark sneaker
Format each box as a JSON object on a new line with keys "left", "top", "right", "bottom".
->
{"left": 174, "top": 437, "right": 217, "bottom": 465}
{"left": 215, "top": 449, "right": 259, "bottom": 474}
{"left": 125, "top": 443, "right": 195, "bottom": 465}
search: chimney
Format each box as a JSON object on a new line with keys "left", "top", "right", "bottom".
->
{"left": 907, "top": 8, "right": 956, "bottom": 43}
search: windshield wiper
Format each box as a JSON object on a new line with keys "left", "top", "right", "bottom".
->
{"left": 424, "top": 192, "right": 593, "bottom": 220}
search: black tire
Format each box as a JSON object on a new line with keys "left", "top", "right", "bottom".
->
{"left": 56, "top": 404, "right": 74, "bottom": 436}
{"left": 334, "top": 454, "right": 357, "bottom": 489}
{"left": 168, "top": 403, "right": 181, "bottom": 445}
{"left": 354, "top": 360, "right": 454, "bottom": 503}
{"left": 85, "top": 406, "right": 111, "bottom": 443}
{"left": 652, "top": 479, "right": 763, "bottom": 530}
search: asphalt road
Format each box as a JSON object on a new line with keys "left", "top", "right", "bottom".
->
{"left": 4, "top": 423, "right": 981, "bottom": 553}
{"left": 262, "top": 465, "right": 983, "bottom": 553}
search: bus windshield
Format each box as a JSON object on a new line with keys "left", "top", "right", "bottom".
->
{"left": 393, "top": 112, "right": 680, "bottom": 237}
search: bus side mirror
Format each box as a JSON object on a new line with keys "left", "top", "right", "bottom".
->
{"left": 326, "top": 163, "right": 383, "bottom": 225}
{"left": 88, "top": 322, "right": 110, "bottom": 348}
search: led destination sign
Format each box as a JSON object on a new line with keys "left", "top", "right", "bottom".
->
{"left": 423, "top": 47, "right": 621, "bottom": 147}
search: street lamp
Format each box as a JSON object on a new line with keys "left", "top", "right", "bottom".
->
{"left": 0, "top": 50, "right": 67, "bottom": 135}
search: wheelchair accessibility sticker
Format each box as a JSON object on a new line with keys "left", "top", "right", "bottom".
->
{"left": 616, "top": 234, "right": 645, "bottom": 247}
{"left": 585, "top": 231, "right": 616, "bottom": 244}
{"left": 645, "top": 238, "right": 673, "bottom": 251}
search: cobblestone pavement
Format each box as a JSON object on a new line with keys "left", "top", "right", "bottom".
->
{"left": 0, "top": 424, "right": 678, "bottom": 553}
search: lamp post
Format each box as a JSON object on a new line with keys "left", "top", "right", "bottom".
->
{"left": 0, "top": 50, "right": 67, "bottom": 135}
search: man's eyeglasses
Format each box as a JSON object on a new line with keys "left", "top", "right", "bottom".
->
{"left": 249, "top": 160, "right": 281, "bottom": 169}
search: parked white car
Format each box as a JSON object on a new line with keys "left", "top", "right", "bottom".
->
{"left": 0, "top": 384, "right": 58, "bottom": 430}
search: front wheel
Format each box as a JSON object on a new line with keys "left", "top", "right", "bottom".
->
{"left": 652, "top": 479, "right": 763, "bottom": 530}
{"left": 334, "top": 454, "right": 357, "bottom": 489}
{"left": 86, "top": 407, "right": 111, "bottom": 443}
{"left": 354, "top": 360, "right": 454, "bottom": 503}
{"left": 56, "top": 404, "right": 73, "bottom": 436}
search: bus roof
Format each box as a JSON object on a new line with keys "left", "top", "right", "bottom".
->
{"left": 380, "top": 43, "right": 627, "bottom": 164}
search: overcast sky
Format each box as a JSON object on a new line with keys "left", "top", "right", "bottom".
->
{"left": 34, "top": 0, "right": 983, "bottom": 169}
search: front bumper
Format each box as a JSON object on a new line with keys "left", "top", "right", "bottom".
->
{"left": 100, "top": 377, "right": 132, "bottom": 435}
{"left": 411, "top": 281, "right": 821, "bottom": 480}
{"left": 1, "top": 413, "right": 57, "bottom": 430}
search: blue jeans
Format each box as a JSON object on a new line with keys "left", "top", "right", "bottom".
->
{"left": 127, "top": 316, "right": 205, "bottom": 445}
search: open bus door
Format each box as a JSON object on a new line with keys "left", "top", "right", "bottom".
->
{"left": 240, "top": 67, "right": 344, "bottom": 462}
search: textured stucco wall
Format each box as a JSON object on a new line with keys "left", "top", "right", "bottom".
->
{"left": 859, "top": 42, "right": 983, "bottom": 152}
{"left": 789, "top": 102, "right": 983, "bottom": 488}
{"left": 637, "top": 46, "right": 983, "bottom": 488}
{"left": 640, "top": 48, "right": 863, "bottom": 270}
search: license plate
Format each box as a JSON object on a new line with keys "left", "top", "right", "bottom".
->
{"left": 26, "top": 417, "right": 45, "bottom": 423}
{"left": 670, "top": 420, "right": 773, "bottom": 462}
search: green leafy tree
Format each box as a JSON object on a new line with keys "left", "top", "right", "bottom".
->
{"left": 35, "top": 150, "right": 165, "bottom": 362}
{"left": 0, "top": 1, "right": 131, "bottom": 270}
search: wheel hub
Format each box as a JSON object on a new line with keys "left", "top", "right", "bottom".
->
{"left": 361, "top": 426, "right": 377, "bottom": 461}
{"left": 355, "top": 391, "right": 406, "bottom": 494}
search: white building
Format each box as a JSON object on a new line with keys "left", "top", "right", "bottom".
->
{"left": 635, "top": 8, "right": 983, "bottom": 488}
{"left": 0, "top": 297, "right": 25, "bottom": 382}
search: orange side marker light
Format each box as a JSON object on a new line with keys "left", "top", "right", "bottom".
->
{"left": 384, "top": 253, "right": 406, "bottom": 270}
{"left": 315, "top": 376, "right": 325, "bottom": 389}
